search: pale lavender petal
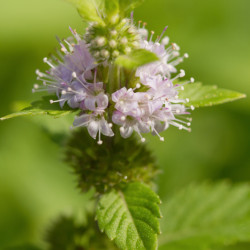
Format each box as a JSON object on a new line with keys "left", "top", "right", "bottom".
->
{"left": 87, "top": 120, "right": 99, "bottom": 139}
{"left": 100, "top": 117, "right": 114, "bottom": 137}
{"left": 96, "top": 94, "right": 109, "bottom": 109}
{"left": 120, "top": 126, "right": 133, "bottom": 138}
{"left": 85, "top": 97, "right": 97, "bottom": 111}
{"left": 73, "top": 114, "right": 90, "bottom": 127}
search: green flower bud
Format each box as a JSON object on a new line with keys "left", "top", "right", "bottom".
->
{"left": 84, "top": 18, "right": 140, "bottom": 62}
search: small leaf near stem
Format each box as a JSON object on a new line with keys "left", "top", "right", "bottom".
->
{"left": 0, "top": 96, "right": 76, "bottom": 121}
{"left": 115, "top": 49, "right": 159, "bottom": 69}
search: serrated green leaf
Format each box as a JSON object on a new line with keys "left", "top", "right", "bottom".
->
{"left": 0, "top": 96, "right": 76, "bottom": 121}
{"left": 97, "top": 182, "right": 162, "bottom": 250}
{"left": 178, "top": 82, "right": 246, "bottom": 108}
{"left": 66, "top": 0, "right": 105, "bottom": 24}
{"left": 159, "top": 182, "right": 250, "bottom": 250}
{"left": 115, "top": 49, "right": 159, "bottom": 69}
{"left": 119, "top": 0, "right": 144, "bottom": 15}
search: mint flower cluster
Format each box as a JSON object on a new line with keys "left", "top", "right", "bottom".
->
{"left": 33, "top": 19, "right": 194, "bottom": 144}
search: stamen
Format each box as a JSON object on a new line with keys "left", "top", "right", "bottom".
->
{"left": 157, "top": 26, "right": 168, "bottom": 43}
{"left": 69, "top": 26, "right": 81, "bottom": 41}
{"left": 130, "top": 11, "right": 134, "bottom": 24}
{"left": 43, "top": 57, "right": 55, "bottom": 69}
{"left": 171, "top": 70, "right": 185, "bottom": 82}
{"left": 63, "top": 39, "right": 74, "bottom": 52}
{"left": 149, "top": 31, "right": 155, "bottom": 42}
{"left": 152, "top": 127, "right": 165, "bottom": 141}
{"left": 49, "top": 98, "right": 66, "bottom": 104}
{"left": 35, "top": 69, "right": 44, "bottom": 77}
{"left": 161, "top": 36, "right": 170, "bottom": 45}
{"left": 138, "top": 20, "right": 142, "bottom": 29}
{"left": 71, "top": 72, "right": 92, "bottom": 93}
{"left": 180, "top": 69, "right": 185, "bottom": 77}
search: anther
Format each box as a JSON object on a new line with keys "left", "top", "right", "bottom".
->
{"left": 172, "top": 43, "right": 180, "bottom": 50}
{"left": 160, "top": 137, "right": 165, "bottom": 141}
{"left": 190, "top": 77, "right": 195, "bottom": 83}
{"left": 138, "top": 20, "right": 142, "bottom": 28}
{"left": 141, "top": 138, "right": 146, "bottom": 142}
{"left": 161, "top": 36, "right": 170, "bottom": 45}
{"left": 149, "top": 31, "right": 155, "bottom": 42}
{"left": 35, "top": 70, "right": 44, "bottom": 77}
{"left": 180, "top": 69, "right": 185, "bottom": 77}
{"left": 72, "top": 72, "right": 77, "bottom": 78}
{"left": 97, "top": 140, "right": 103, "bottom": 145}
{"left": 121, "top": 116, "right": 126, "bottom": 121}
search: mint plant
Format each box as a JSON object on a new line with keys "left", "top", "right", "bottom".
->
{"left": 1, "top": 0, "right": 248, "bottom": 249}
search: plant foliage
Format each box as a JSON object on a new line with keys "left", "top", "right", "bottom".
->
{"left": 179, "top": 83, "right": 246, "bottom": 108}
{"left": 0, "top": 96, "right": 75, "bottom": 121}
{"left": 158, "top": 182, "right": 250, "bottom": 250}
{"left": 97, "top": 182, "right": 162, "bottom": 250}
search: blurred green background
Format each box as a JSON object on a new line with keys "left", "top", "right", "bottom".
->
{"left": 0, "top": 0, "right": 249, "bottom": 248}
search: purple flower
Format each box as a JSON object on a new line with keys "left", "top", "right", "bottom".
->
{"left": 73, "top": 113, "right": 114, "bottom": 144}
{"left": 33, "top": 24, "right": 194, "bottom": 143}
